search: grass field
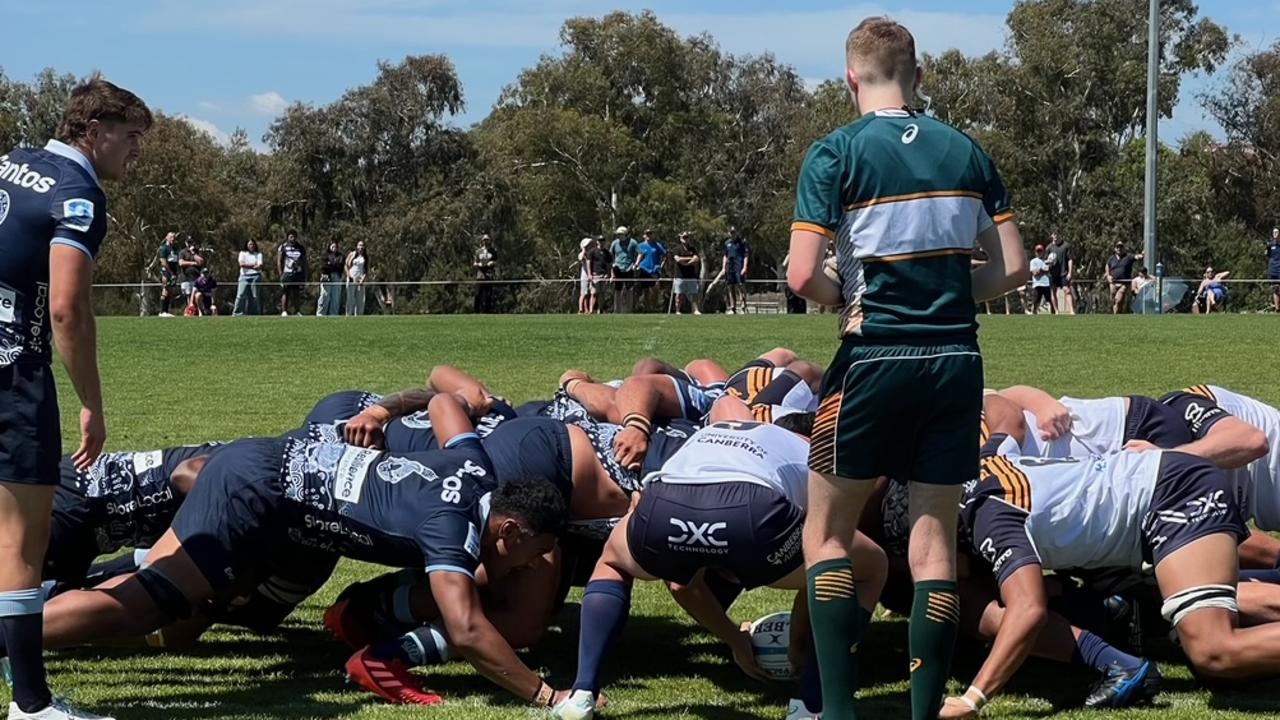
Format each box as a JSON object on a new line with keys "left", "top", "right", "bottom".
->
{"left": 22, "top": 313, "right": 1280, "bottom": 719}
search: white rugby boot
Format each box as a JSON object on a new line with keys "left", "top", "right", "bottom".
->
{"left": 8, "top": 698, "right": 116, "bottom": 720}
{"left": 551, "top": 689, "right": 596, "bottom": 720}
{"left": 785, "top": 698, "right": 821, "bottom": 719}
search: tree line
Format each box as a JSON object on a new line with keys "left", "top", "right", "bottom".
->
{"left": 2, "top": 0, "right": 1277, "bottom": 313}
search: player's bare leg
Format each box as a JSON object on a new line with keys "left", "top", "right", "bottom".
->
{"left": 683, "top": 359, "right": 730, "bottom": 388}
{"left": 1155, "top": 533, "right": 1280, "bottom": 678}
{"left": 0, "top": 483, "right": 56, "bottom": 714}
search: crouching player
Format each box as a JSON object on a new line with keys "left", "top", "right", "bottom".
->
{"left": 16, "top": 394, "right": 577, "bottom": 709}
{"left": 552, "top": 398, "right": 887, "bottom": 720}
{"left": 944, "top": 430, "right": 1280, "bottom": 717}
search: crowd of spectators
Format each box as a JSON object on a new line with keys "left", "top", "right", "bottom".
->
{"left": 566, "top": 225, "right": 752, "bottom": 315}
{"left": 152, "top": 230, "right": 374, "bottom": 317}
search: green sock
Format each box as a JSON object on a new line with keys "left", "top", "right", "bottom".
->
{"left": 807, "top": 559, "right": 872, "bottom": 720}
{"left": 909, "top": 580, "right": 960, "bottom": 720}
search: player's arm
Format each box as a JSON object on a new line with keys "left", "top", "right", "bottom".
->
{"left": 788, "top": 141, "right": 843, "bottom": 306}
{"left": 428, "top": 571, "right": 560, "bottom": 706}
{"left": 972, "top": 223, "right": 1028, "bottom": 302}
{"left": 741, "top": 242, "right": 749, "bottom": 276}
{"left": 945, "top": 500, "right": 1045, "bottom": 717}
{"left": 427, "top": 392, "right": 477, "bottom": 448}
{"left": 612, "top": 374, "right": 693, "bottom": 469}
{"left": 983, "top": 394, "right": 1028, "bottom": 450}
{"left": 344, "top": 388, "right": 438, "bottom": 447}
{"left": 667, "top": 570, "right": 769, "bottom": 681}
{"left": 1158, "top": 392, "right": 1268, "bottom": 469}
{"left": 428, "top": 365, "right": 497, "bottom": 413}
{"left": 50, "top": 245, "right": 104, "bottom": 470}
{"left": 997, "top": 385, "right": 1070, "bottom": 441}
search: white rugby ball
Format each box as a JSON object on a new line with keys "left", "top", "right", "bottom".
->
{"left": 749, "top": 612, "right": 794, "bottom": 680}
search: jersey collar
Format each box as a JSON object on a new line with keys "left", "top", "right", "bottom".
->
{"left": 872, "top": 108, "right": 913, "bottom": 118}
{"left": 44, "top": 140, "right": 101, "bottom": 188}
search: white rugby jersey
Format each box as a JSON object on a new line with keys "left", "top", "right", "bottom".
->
{"left": 643, "top": 421, "right": 810, "bottom": 508}
{"left": 1194, "top": 386, "right": 1280, "bottom": 531}
{"left": 981, "top": 436, "right": 1162, "bottom": 572}
{"left": 1019, "top": 396, "right": 1127, "bottom": 458}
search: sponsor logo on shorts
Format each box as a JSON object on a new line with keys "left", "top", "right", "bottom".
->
{"left": 132, "top": 450, "right": 163, "bottom": 475}
{"left": 1182, "top": 401, "right": 1223, "bottom": 434}
{"left": 303, "top": 513, "right": 374, "bottom": 546}
{"left": 766, "top": 524, "right": 803, "bottom": 565}
{"left": 105, "top": 485, "right": 174, "bottom": 516}
{"left": 667, "top": 517, "right": 729, "bottom": 554}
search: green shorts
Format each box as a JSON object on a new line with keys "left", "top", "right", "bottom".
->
{"left": 809, "top": 340, "right": 983, "bottom": 485}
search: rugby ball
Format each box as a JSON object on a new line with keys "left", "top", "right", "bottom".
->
{"left": 749, "top": 612, "right": 794, "bottom": 680}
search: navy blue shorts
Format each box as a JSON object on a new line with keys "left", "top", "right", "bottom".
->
{"left": 627, "top": 481, "right": 803, "bottom": 589}
{"left": 170, "top": 437, "right": 288, "bottom": 591}
{"left": 669, "top": 376, "right": 718, "bottom": 421}
{"left": 1125, "top": 395, "right": 1195, "bottom": 448}
{"left": 0, "top": 362, "right": 61, "bottom": 485}
{"left": 726, "top": 267, "right": 744, "bottom": 286}
{"left": 1143, "top": 451, "right": 1249, "bottom": 567}
{"left": 205, "top": 543, "right": 339, "bottom": 633}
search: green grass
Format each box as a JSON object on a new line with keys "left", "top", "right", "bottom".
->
{"left": 27, "top": 313, "right": 1280, "bottom": 719}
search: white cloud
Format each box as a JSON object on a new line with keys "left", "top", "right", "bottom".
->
{"left": 197, "top": 100, "right": 224, "bottom": 112}
{"left": 249, "top": 91, "right": 288, "bottom": 116}
{"left": 178, "top": 115, "right": 230, "bottom": 145}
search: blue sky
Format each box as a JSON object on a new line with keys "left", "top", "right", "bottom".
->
{"left": 4, "top": 1, "right": 1275, "bottom": 150}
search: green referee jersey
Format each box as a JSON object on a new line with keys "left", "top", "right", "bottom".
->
{"left": 792, "top": 108, "right": 1014, "bottom": 340}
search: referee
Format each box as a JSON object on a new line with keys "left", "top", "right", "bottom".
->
{"left": 0, "top": 76, "right": 151, "bottom": 720}
{"left": 787, "top": 18, "right": 1027, "bottom": 720}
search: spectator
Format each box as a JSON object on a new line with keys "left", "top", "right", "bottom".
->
{"left": 635, "top": 229, "right": 667, "bottom": 309}
{"left": 316, "top": 240, "right": 344, "bottom": 316}
{"left": 610, "top": 226, "right": 639, "bottom": 313}
{"left": 473, "top": 234, "right": 497, "bottom": 314}
{"left": 1131, "top": 266, "right": 1153, "bottom": 295}
{"left": 177, "top": 235, "right": 205, "bottom": 308}
{"left": 1104, "top": 241, "right": 1140, "bottom": 314}
{"left": 156, "top": 230, "right": 179, "bottom": 316}
{"left": 277, "top": 230, "right": 307, "bottom": 316}
{"left": 192, "top": 267, "right": 218, "bottom": 316}
{"left": 721, "top": 225, "right": 750, "bottom": 314}
{"left": 671, "top": 231, "right": 702, "bottom": 315}
{"left": 587, "top": 235, "right": 610, "bottom": 314}
{"left": 1193, "top": 267, "right": 1230, "bottom": 315}
{"left": 1028, "top": 244, "right": 1055, "bottom": 314}
{"left": 345, "top": 240, "right": 369, "bottom": 316}
{"left": 577, "top": 237, "right": 596, "bottom": 315}
{"left": 1045, "top": 231, "right": 1074, "bottom": 313}
{"left": 1266, "top": 227, "right": 1280, "bottom": 312}
{"left": 232, "top": 239, "right": 264, "bottom": 316}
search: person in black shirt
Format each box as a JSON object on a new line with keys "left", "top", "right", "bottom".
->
{"left": 586, "top": 236, "right": 611, "bottom": 315}
{"left": 177, "top": 236, "right": 204, "bottom": 310}
{"left": 277, "top": 230, "right": 307, "bottom": 316}
{"left": 316, "top": 241, "right": 345, "bottom": 316}
{"left": 1105, "top": 242, "right": 1141, "bottom": 314}
{"left": 473, "top": 234, "right": 498, "bottom": 314}
{"left": 0, "top": 75, "right": 152, "bottom": 720}
{"left": 156, "top": 231, "right": 180, "bottom": 316}
{"left": 671, "top": 232, "right": 702, "bottom": 315}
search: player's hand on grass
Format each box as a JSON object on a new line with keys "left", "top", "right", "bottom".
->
{"left": 559, "top": 369, "right": 592, "bottom": 395}
{"left": 1124, "top": 439, "right": 1158, "bottom": 453}
{"left": 345, "top": 407, "right": 389, "bottom": 448}
{"left": 939, "top": 696, "right": 979, "bottom": 719}
{"left": 72, "top": 406, "right": 106, "bottom": 470}
{"left": 728, "top": 628, "right": 770, "bottom": 682}
{"left": 613, "top": 426, "right": 649, "bottom": 471}
{"left": 1037, "top": 402, "right": 1071, "bottom": 440}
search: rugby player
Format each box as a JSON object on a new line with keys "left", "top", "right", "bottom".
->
{"left": 0, "top": 76, "right": 151, "bottom": 720}
{"left": 553, "top": 398, "right": 887, "bottom": 720}
{"left": 21, "top": 394, "right": 574, "bottom": 709}
{"left": 786, "top": 17, "right": 1028, "bottom": 720}
{"left": 944, "top": 423, "right": 1280, "bottom": 717}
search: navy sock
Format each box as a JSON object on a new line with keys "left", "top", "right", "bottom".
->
{"left": 799, "top": 629, "right": 823, "bottom": 713}
{"left": 571, "top": 579, "right": 632, "bottom": 694}
{"left": 368, "top": 624, "right": 448, "bottom": 668}
{"left": 1073, "top": 629, "right": 1142, "bottom": 672}
{"left": 1241, "top": 569, "right": 1280, "bottom": 585}
{"left": 0, "top": 589, "right": 51, "bottom": 713}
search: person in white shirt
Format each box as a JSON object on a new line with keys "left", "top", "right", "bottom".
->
{"left": 232, "top": 239, "right": 264, "bottom": 316}
{"left": 345, "top": 241, "right": 369, "bottom": 316}
{"left": 1029, "top": 244, "right": 1055, "bottom": 314}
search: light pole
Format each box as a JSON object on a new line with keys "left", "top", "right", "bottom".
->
{"left": 1144, "top": 0, "right": 1161, "bottom": 311}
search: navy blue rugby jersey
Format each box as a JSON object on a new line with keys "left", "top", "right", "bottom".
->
{"left": 0, "top": 141, "right": 107, "bottom": 366}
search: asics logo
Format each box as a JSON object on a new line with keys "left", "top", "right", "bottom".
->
{"left": 901, "top": 124, "right": 919, "bottom": 144}
{"left": 909, "top": 658, "right": 923, "bottom": 672}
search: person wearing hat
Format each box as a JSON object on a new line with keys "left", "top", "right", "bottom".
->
{"left": 1105, "top": 242, "right": 1141, "bottom": 314}
{"left": 577, "top": 237, "right": 596, "bottom": 315}
{"left": 671, "top": 232, "right": 702, "bottom": 315}
{"left": 610, "top": 226, "right": 639, "bottom": 313}
{"left": 473, "top": 234, "right": 497, "bottom": 314}
{"left": 1028, "top": 243, "right": 1054, "bottom": 314}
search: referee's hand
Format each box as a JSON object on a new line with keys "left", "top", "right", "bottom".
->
{"left": 72, "top": 407, "right": 106, "bottom": 470}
